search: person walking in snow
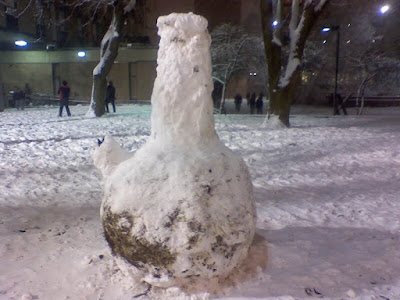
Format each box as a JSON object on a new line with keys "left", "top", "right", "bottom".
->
{"left": 234, "top": 93, "right": 243, "bottom": 112}
{"left": 256, "top": 93, "right": 264, "bottom": 114}
{"left": 105, "top": 81, "right": 116, "bottom": 113}
{"left": 57, "top": 80, "right": 71, "bottom": 117}
{"left": 246, "top": 92, "right": 250, "bottom": 106}
{"left": 24, "top": 83, "right": 32, "bottom": 104}
{"left": 249, "top": 92, "right": 256, "bottom": 114}
{"left": 13, "top": 87, "right": 25, "bottom": 110}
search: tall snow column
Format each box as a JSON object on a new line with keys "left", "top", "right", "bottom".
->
{"left": 94, "top": 12, "right": 256, "bottom": 286}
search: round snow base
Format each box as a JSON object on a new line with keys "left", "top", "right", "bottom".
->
{"left": 100, "top": 143, "right": 256, "bottom": 286}
{"left": 94, "top": 12, "right": 256, "bottom": 287}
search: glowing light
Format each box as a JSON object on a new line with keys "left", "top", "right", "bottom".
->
{"left": 15, "top": 40, "right": 28, "bottom": 47}
{"left": 77, "top": 51, "right": 86, "bottom": 58}
{"left": 323, "top": 40, "right": 327, "bottom": 44}
{"left": 322, "top": 27, "right": 331, "bottom": 32}
{"left": 346, "top": 40, "right": 351, "bottom": 44}
{"left": 272, "top": 20, "right": 279, "bottom": 27}
{"left": 380, "top": 5, "right": 390, "bottom": 14}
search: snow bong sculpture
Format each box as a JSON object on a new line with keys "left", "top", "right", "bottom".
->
{"left": 93, "top": 13, "right": 256, "bottom": 286}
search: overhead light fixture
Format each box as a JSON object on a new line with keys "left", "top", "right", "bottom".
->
{"left": 15, "top": 40, "right": 28, "bottom": 47}
{"left": 380, "top": 5, "right": 390, "bottom": 14}
{"left": 77, "top": 51, "right": 86, "bottom": 58}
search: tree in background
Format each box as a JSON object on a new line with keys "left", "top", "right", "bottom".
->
{"left": 12, "top": 0, "right": 137, "bottom": 118}
{"left": 260, "top": 0, "right": 328, "bottom": 127}
{"left": 210, "top": 24, "right": 267, "bottom": 113}
{"left": 344, "top": 15, "right": 400, "bottom": 114}
{"left": 82, "top": 0, "right": 136, "bottom": 117}
{"left": 300, "top": 0, "right": 400, "bottom": 111}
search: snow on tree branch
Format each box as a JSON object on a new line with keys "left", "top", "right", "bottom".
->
{"left": 272, "top": 0, "right": 283, "bottom": 47}
{"left": 314, "top": 0, "right": 329, "bottom": 12}
{"left": 123, "top": 0, "right": 136, "bottom": 14}
{"left": 279, "top": 0, "right": 327, "bottom": 88}
{"left": 17, "top": 0, "right": 35, "bottom": 18}
{"left": 289, "top": 0, "right": 300, "bottom": 35}
{"left": 279, "top": 0, "right": 307, "bottom": 88}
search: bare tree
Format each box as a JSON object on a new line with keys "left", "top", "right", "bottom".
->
{"left": 296, "top": 0, "right": 400, "bottom": 109}
{"left": 346, "top": 46, "right": 400, "bottom": 115}
{"left": 210, "top": 24, "right": 267, "bottom": 113}
{"left": 260, "top": 0, "right": 329, "bottom": 127}
{"left": 84, "top": 0, "right": 137, "bottom": 117}
{"left": 342, "top": 8, "right": 400, "bottom": 114}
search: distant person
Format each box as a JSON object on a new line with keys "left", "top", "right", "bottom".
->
{"left": 0, "top": 84, "right": 5, "bottom": 112}
{"left": 246, "top": 92, "right": 250, "bottom": 106}
{"left": 14, "top": 87, "right": 25, "bottom": 110}
{"left": 337, "top": 94, "right": 348, "bottom": 115}
{"left": 249, "top": 92, "right": 256, "bottom": 114}
{"left": 57, "top": 80, "right": 71, "bottom": 117}
{"left": 234, "top": 93, "right": 243, "bottom": 112}
{"left": 24, "top": 83, "right": 32, "bottom": 104}
{"left": 105, "top": 81, "right": 116, "bottom": 113}
{"left": 256, "top": 93, "right": 264, "bottom": 114}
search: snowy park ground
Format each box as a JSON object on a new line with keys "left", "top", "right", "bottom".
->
{"left": 1, "top": 102, "right": 400, "bottom": 300}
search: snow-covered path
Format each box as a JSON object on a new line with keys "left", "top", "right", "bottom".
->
{"left": 1, "top": 104, "right": 400, "bottom": 299}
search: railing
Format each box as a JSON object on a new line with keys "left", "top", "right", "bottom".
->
{"left": 345, "top": 95, "right": 400, "bottom": 107}
{"left": 30, "top": 94, "right": 89, "bottom": 106}
{"left": 6, "top": 94, "right": 90, "bottom": 107}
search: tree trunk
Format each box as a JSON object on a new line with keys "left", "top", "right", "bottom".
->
{"left": 260, "top": 0, "right": 327, "bottom": 127}
{"left": 219, "top": 83, "right": 227, "bottom": 113}
{"left": 91, "top": 75, "right": 108, "bottom": 116}
{"left": 267, "top": 71, "right": 299, "bottom": 127}
{"left": 356, "top": 78, "right": 365, "bottom": 115}
{"left": 86, "top": 1, "right": 125, "bottom": 117}
{"left": 356, "top": 73, "right": 376, "bottom": 115}
{"left": 359, "top": 84, "right": 366, "bottom": 115}
{"left": 0, "top": 71, "right": 5, "bottom": 112}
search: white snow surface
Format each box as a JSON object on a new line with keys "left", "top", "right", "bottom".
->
{"left": 1, "top": 104, "right": 400, "bottom": 299}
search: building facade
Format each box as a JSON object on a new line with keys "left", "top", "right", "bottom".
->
{"left": 0, "top": 0, "right": 262, "bottom": 103}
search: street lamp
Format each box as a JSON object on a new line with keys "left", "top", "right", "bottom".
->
{"left": 379, "top": 5, "right": 390, "bottom": 14}
{"left": 15, "top": 40, "right": 28, "bottom": 47}
{"left": 322, "top": 25, "right": 340, "bottom": 115}
{"left": 77, "top": 51, "right": 86, "bottom": 58}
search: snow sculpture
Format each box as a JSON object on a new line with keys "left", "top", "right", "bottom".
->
{"left": 93, "top": 12, "right": 256, "bottom": 286}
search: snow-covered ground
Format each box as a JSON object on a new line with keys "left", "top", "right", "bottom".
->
{"left": 1, "top": 103, "right": 400, "bottom": 300}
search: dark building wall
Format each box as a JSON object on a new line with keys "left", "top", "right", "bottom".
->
{"left": 194, "top": 0, "right": 241, "bottom": 30}
{"left": 129, "top": 61, "right": 157, "bottom": 100}
{"left": 240, "top": 0, "right": 262, "bottom": 34}
{"left": 130, "top": 0, "right": 195, "bottom": 46}
{"left": 0, "top": 63, "right": 53, "bottom": 95}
